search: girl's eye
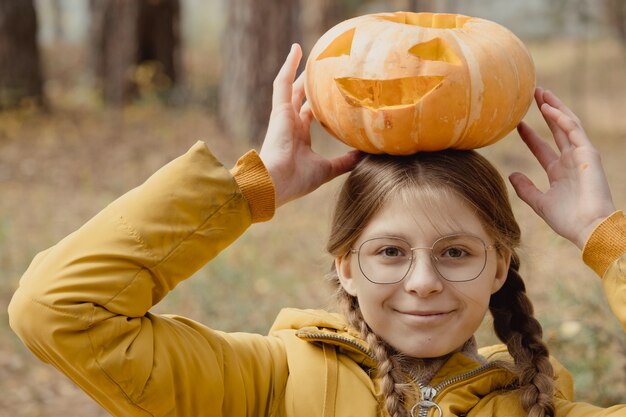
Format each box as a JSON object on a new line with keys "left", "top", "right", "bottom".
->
{"left": 442, "top": 247, "right": 468, "bottom": 258}
{"left": 379, "top": 246, "right": 404, "bottom": 257}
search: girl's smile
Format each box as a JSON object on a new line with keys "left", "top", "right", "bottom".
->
{"left": 393, "top": 308, "right": 455, "bottom": 326}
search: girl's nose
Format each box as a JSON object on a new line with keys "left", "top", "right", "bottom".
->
{"left": 403, "top": 251, "right": 444, "bottom": 297}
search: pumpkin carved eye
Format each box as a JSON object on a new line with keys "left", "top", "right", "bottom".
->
{"left": 316, "top": 28, "right": 355, "bottom": 60}
{"left": 409, "top": 38, "right": 460, "bottom": 65}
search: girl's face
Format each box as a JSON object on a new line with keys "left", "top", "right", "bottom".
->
{"left": 336, "top": 190, "right": 510, "bottom": 358}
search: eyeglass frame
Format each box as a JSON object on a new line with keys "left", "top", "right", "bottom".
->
{"left": 348, "top": 233, "right": 498, "bottom": 284}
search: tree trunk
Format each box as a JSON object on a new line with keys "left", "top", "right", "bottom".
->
{"left": 0, "top": 0, "right": 44, "bottom": 110}
{"left": 299, "top": 0, "right": 356, "bottom": 53}
{"left": 50, "top": 0, "right": 64, "bottom": 42}
{"left": 90, "top": 0, "right": 181, "bottom": 106}
{"left": 407, "top": 0, "right": 436, "bottom": 13}
{"left": 137, "top": 0, "right": 182, "bottom": 90}
{"left": 605, "top": 0, "right": 626, "bottom": 46}
{"left": 219, "top": 0, "right": 299, "bottom": 145}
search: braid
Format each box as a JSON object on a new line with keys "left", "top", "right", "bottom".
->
{"left": 338, "top": 289, "right": 412, "bottom": 417}
{"left": 490, "top": 254, "right": 555, "bottom": 417}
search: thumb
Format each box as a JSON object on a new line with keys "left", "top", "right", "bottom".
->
{"left": 325, "top": 150, "right": 362, "bottom": 182}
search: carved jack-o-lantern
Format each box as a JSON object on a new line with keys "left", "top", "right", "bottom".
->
{"left": 305, "top": 12, "right": 535, "bottom": 154}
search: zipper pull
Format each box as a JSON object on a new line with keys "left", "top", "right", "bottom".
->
{"left": 410, "top": 386, "right": 443, "bottom": 417}
{"left": 421, "top": 386, "right": 438, "bottom": 401}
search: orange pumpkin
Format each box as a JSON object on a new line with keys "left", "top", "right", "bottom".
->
{"left": 304, "top": 12, "right": 535, "bottom": 154}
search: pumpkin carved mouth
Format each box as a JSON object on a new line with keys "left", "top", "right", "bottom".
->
{"left": 335, "top": 76, "right": 444, "bottom": 110}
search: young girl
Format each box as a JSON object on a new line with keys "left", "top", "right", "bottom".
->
{"left": 8, "top": 44, "right": 625, "bottom": 417}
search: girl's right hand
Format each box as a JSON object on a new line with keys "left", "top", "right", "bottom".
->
{"left": 259, "top": 44, "right": 361, "bottom": 208}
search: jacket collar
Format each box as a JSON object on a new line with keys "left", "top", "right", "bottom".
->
{"left": 269, "top": 307, "right": 376, "bottom": 367}
{"left": 269, "top": 308, "right": 575, "bottom": 401}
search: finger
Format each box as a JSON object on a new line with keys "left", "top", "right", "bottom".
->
{"left": 517, "top": 121, "right": 558, "bottom": 171}
{"left": 272, "top": 44, "right": 303, "bottom": 108}
{"left": 538, "top": 101, "right": 571, "bottom": 153}
{"left": 537, "top": 88, "right": 588, "bottom": 150}
{"left": 300, "top": 101, "right": 314, "bottom": 124}
{"left": 300, "top": 102, "right": 314, "bottom": 145}
{"left": 542, "top": 89, "right": 582, "bottom": 124}
{"left": 325, "top": 150, "right": 363, "bottom": 181}
{"left": 508, "top": 172, "right": 546, "bottom": 218}
{"left": 541, "top": 103, "right": 591, "bottom": 148}
{"left": 534, "top": 86, "right": 546, "bottom": 108}
{"left": 292, "top": 71, "right": 306, "bottom": 112}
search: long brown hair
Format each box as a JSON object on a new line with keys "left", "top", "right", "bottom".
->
{"left": 326, "top": 150, "right": 555, "bottom": 417}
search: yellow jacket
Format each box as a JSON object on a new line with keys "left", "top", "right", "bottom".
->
{"left": 8, "top": 142, "right": 626, "bottom": 417}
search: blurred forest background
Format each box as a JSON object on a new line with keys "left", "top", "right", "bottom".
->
{"left": 1, "top": 0, "right": 625, "bottom": 415}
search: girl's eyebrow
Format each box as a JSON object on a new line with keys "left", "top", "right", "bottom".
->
{"left": 361, "top": 229, "right": 480, "bottom": 243}
{"left": 360, "top": 228, "right": 412, "bottom": 240}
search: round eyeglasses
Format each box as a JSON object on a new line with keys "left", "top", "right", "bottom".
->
{"left": 349, "top": 234, "right": 496, "bottom": 284}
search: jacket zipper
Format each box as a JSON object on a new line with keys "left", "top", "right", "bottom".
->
{"left": 410, "top": 362, "right": 500, "bottom": 417}
{"left": 297, "top": 332, "right": 375, "bottom": 358}
{"left": 298, "top": 333, "right": 504, "bottom": 417}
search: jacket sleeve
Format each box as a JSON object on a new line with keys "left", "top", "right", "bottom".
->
{"left": 582, "top": 210, "right": 626, "bottom": 332}
{"left": 8, "top": 142, "right": 288, "bottom": 417}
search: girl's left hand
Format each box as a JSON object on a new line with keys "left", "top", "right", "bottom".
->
{"left": 509, "top": 87, "right": 616, "bottom": 250}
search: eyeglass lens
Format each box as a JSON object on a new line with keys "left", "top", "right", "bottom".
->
{"left": 356, "top": 235, "right": 488, "bottom": 283}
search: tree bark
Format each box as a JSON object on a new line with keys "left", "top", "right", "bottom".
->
{"left": 219, "top": 0, "right": 299, "bottom": 145}
{"left": 90, "top": 0, "right": 181, "bottom": 106}
{"left": 299, "top": 0, "right": 357, "bottom": 53}
{"left": 50, "top": 0, "right": 64, "bottom": 42}
{"left": 605, "top": 0, "right": 626, "bottom": 46}
{"left": 0, "top": 0, "right": 44, "bottom": 110}
{"left": 137, "top": 0, "right": 181, "bottom": 89}
{"left": 407, "top": 0, "right": 435, "bottom": 13}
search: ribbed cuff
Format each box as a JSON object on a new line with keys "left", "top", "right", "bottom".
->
{"left": 230, "top": 150, "right": 275, "bottom": 223}
{"left": 582, "top": 210, "right": 626, "bottom": 278}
